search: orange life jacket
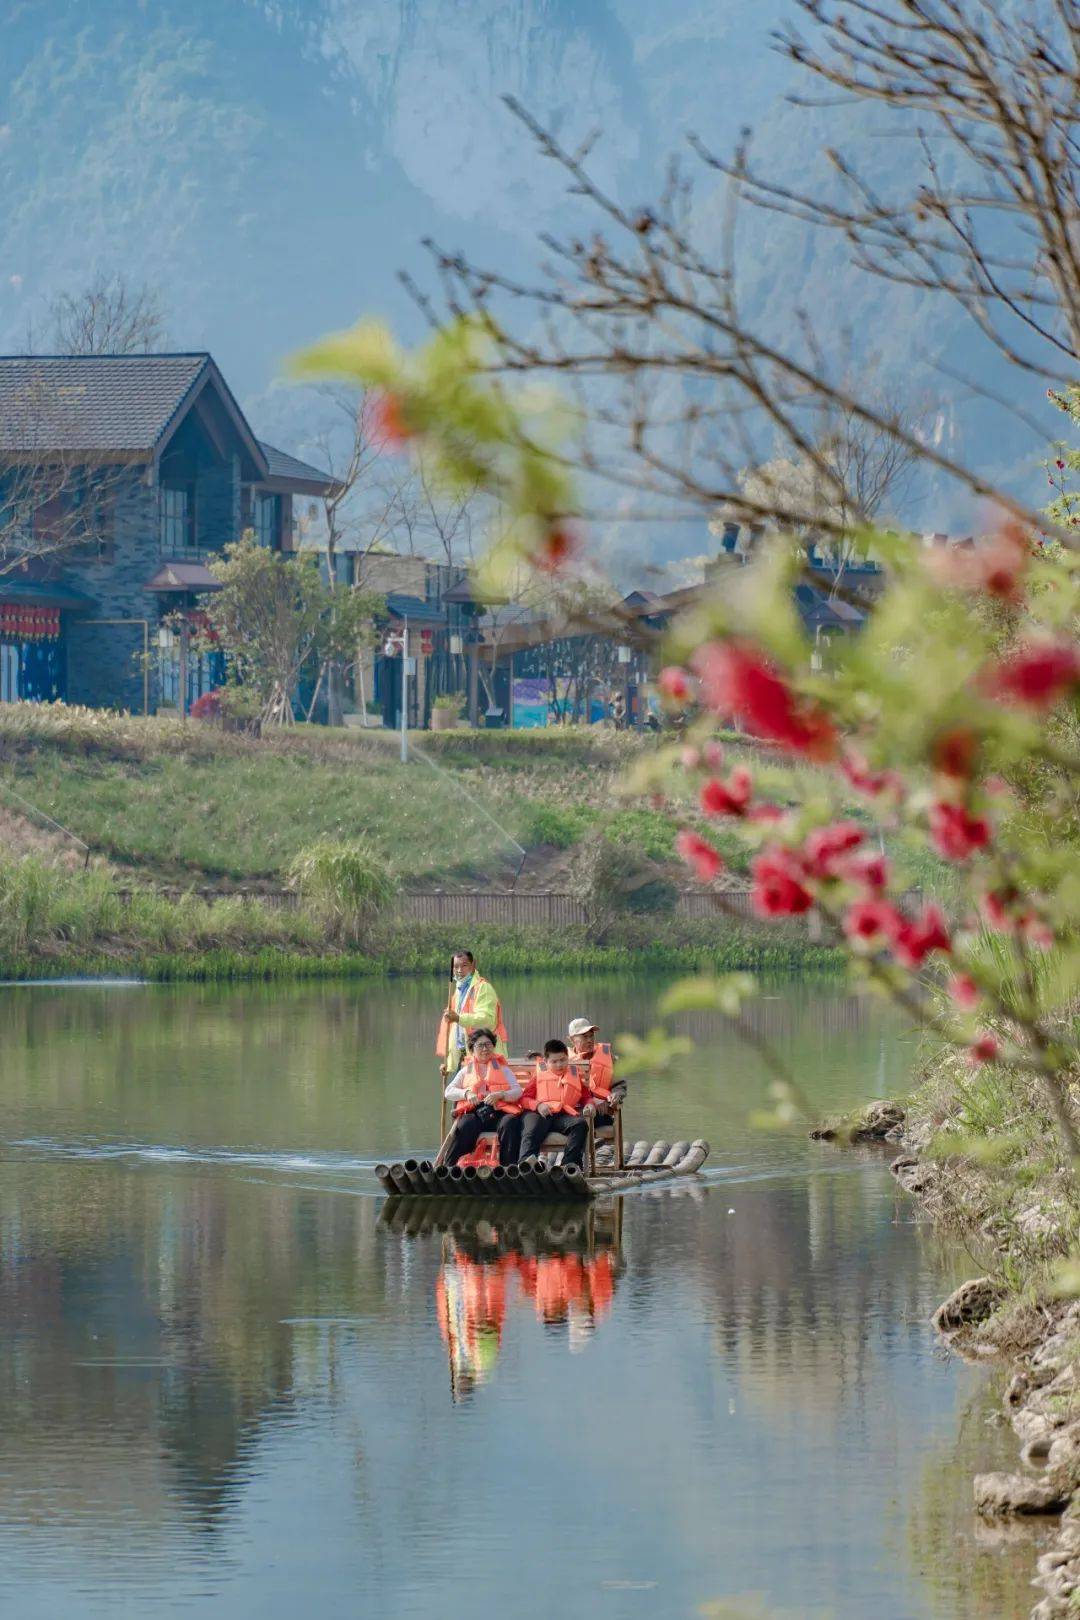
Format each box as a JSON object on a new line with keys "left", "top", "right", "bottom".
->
{"left": 572, "top": 1042, "right": 613, "bottom": 1099}
{"left": 435, "top": 975, "right": 509, "bottom": 1058}
{"left": 453, "top": 1056, "right": 519, "bottom": 1117}
{"left": 531, "top": 1064, "right": 587, "bottom": 1117}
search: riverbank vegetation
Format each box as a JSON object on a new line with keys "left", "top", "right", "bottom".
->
{"left": 0, "top": 845, "right": 836, "bottom": 983}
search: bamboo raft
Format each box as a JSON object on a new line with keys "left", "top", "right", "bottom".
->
{"left": 375, "top": 1138, "right": 711, "bottom": 1202}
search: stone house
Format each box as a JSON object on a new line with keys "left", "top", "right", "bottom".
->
{"left": 0, "top": 353, "right": 334, "bottom": 713}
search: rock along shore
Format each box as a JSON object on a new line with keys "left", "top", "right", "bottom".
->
{"left": 830, "top": 1105, "right": 1080, "bottom": 1618}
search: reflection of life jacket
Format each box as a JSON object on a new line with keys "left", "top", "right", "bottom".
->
{"left": 585, "top": 1252, "right": 616, "bottom": 1322}
{"left": 530, "top": 1065, "right": 587, "bottom": 1116}
{"left": 533, "top": 1254, "right": 587, "bottom": 1322}
{"left": 573, "top": 1042, "right": 613, "bottom": 1099}
{"left": 436, "top": 1253, "right": 509, "bottom": 1398}
{"left": 453, "top": 1056, "right": 519, "bottom": 1117}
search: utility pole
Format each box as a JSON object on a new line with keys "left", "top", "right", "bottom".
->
{"left": 400, "top": 614, "right": 409, "bottom": 764}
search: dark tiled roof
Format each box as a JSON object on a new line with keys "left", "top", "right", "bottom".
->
{"left": 0, "top": 354, "right": 210, "bottom": 453}
{"left": 384, "top": 593, "right": 446, "bottom": 624}
{"left": 258, "top": 440, "right": 335, "bottom": 490}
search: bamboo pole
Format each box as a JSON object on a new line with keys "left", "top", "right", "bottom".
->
{"left": 388, "top": 1163, "right": 413, "bottom": 1195}
{"left": 663, "top": 1141, "right": 691, "bottom": 1167}
{"left": 626, "top": 1140, "right": 649, "bottom": 1166}
{"left": 644, "top": 1141, "right": 671, "bottom": 1166}
{"left": 674, "top": 1140, "right": 710, "bottom": 1176}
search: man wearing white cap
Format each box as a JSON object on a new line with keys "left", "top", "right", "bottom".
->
{"left": 567, "top": 1018, "right": 624, "bottom": 1115}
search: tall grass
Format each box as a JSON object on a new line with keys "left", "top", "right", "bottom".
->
{"left": 285, "top": 837, "right": 398, "bottom": 943}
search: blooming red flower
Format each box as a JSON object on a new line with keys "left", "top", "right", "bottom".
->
{"left": 802, "top": 821, "right": 865, "bottom": 879}
{"left": 929, "top": 800, "right": 991, "bottom": 862}
{"left": 947, "top": 973, "right": 980, "bottom": 1011}
{"left": 370, "top": 391, "right": 413, "bottom": 448}
{"left": 967, "top": 1032, "right": 1000, "bottom": 1065}
{"left": 658, "top": 666, "right": 691, "bottom": 703}
{"left": 750, "top": 846, "right": 814, "bottom": 918}
{"left": 889, "top": 903, "right": 951, "bottom": 969}
{"left": 986, "top": 640, "right": 1080, "bottom": 709}
{"left": 932, "top": 728, "right": 978, "bottom": 782}
{"left": 843, "top": 899, "right": 902, "bottom": 946}
{"left": 692, "top": 641, "right": 838, "bottom": 761}
{"left": 841, "top": 749, "right": 902, "bottom": 799}
{"left": 534, "top": 523, "right": 581, "bottom": 574}
{"left": 700, "top": 766, "right": 753, "bottom": 818}
{"left": 840, "top": 850, "right": 891, "bottom": 892}
{"left": 675, "top": 830, "right": 724, "bottom": 882}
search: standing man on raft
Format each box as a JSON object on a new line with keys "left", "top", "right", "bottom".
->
{"left": 437, "top": 950, "right": 509, "bottom": 1081}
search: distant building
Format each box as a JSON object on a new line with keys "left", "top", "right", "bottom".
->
{"left": 0, "top": 353, "right": 334, "bottom": 712}
{"left": 351, "top": 551, "right": 476, "bottom": 728}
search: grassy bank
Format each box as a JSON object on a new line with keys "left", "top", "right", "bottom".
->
{"left": 0, "top": 703, "right": 951, "bottom": 894}
{"left": 0, "top": 851, "right": 840, "bottom": 982}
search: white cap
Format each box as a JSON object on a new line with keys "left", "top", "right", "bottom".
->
{"left": 567, "top": 1017, "right": 597, "bottom": 1038}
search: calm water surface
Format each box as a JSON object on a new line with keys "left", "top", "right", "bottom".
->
{"left": 0, "top": 976, "right": 1044, "bottom": 1619}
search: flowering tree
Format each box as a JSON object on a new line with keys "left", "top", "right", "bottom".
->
{"left": 289, "top": 0, "right": 1080, "bottom": 1166}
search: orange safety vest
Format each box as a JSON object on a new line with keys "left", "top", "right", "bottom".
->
{"left": 531, "top": 1065, "right": 587, "bottom": 1117}
{"left": 453, "top": 1056, "right": 519, "bottom": 1117}
{"left": 572, "top": 1042, "right": 613, "bottom": 1099}
{"left": 435, "top": 975, "right": 509, "bottom": 1058}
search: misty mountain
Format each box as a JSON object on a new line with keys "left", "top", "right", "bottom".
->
{"left": 0, "top": 0, "right": 1057, "bottom": 570}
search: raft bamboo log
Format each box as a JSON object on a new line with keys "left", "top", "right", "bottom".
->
{"left": 433, "top": 1164, "right": 453, "bottom": 1191}
{"left": 663, "top": 1141, "right": 691, "bottom": 1167}
{"left": 675, "top": 1140, "right": 710, "bottom": 1176}
{"left": 418, "top": 1160, "right": 438, "bottom": 1189}
{"left": 447, "top": 1165, "right": 466, "bottom": 1194}
{"left": 388, "top": 1163, "right": 413, "bottom": 1195}
{"left": 375, "top": 1163, "right": 397, "bottom": 1195}
{"left": 626, "top": 1140, "right": 649, "bottom": 1166}
{"left": 403, "top": 1158, "right": 426, "bottom": 1193}
{"left": 643, "top": 1141, "right": 671, "bottom": 1167}
{"left": 516, "top": 1161, "right": 541, "bottom": 1196}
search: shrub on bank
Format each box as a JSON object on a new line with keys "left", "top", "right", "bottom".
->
{"left": 285, "top": 837, "right": 398, "bottom": 944}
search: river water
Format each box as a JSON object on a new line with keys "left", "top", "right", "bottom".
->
{"left": 0, "top": 976, "right": 1045, "bottom": 1619}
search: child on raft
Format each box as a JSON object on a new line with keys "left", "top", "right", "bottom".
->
{"left": 516, "top": 1038, "right": 594, "bottom": 1170}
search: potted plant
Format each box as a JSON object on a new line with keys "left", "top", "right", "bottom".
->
{"left": 431, "top": 692, "right": 465, "bottom": 731}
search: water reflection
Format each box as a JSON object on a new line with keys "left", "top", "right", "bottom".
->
{"left": 0, "top": 977, "right": 1039, "bottom": 1618}
{"left": 381, "top": 1201, "right": 624, "bottom": 1399}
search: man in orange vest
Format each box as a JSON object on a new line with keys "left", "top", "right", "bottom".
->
{"left": 437, "top": 950, "right": 509, "bottom": 1077}
{"left": 517, "top": 1038, "right": 591, "bottom": 1169}
{"left": 567, "top": 1018, "right": 624, "bottom": 1117}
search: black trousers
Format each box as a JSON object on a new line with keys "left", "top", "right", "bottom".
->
{"left": 519, "top": 1110, "right": 590, "bottom": 1170}
{"left": 446, "top": 1105, "right": 520, "bottom": 1166}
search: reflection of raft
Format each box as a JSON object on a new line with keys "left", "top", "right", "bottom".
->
{"left": 375, "top": 1138, "right": 710, "bottom": 1201}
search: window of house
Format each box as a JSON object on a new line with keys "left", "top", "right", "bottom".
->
{"left": 254, "top": 493, "right": 279, "bottom": 548}
{"left": 160, "top": 485, "right": 193, "bottom": 553}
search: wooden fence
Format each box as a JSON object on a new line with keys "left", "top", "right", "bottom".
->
{"left": 397, "top": 890, "right": 754, "bottom": 927}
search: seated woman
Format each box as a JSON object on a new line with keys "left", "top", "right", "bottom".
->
{"left": 443, "top": 1028, "right": 523, "bottom": 1166}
